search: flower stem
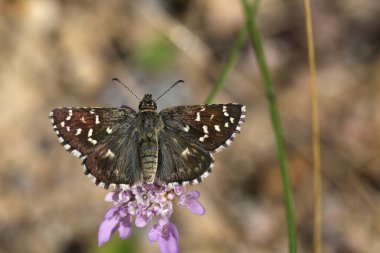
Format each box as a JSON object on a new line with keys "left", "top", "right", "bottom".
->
{"left": 241, "top": 1, "right": 298, "bottom": 252}
{"left": 204, "top": 0, "right": 260, "bottom": 104}
{"left": 303, "top": 1, "right": 322, "bottom": 253}
{"left": 204, "top": 28, "right": 246, "bottom": 104}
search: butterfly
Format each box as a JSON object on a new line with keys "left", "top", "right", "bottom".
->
{"left": 49, "top": 80, "right": 246, "bottom": 190}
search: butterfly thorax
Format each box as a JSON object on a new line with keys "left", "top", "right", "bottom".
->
{"left": 138, "top": 94, "right": 160, "bottom": 184}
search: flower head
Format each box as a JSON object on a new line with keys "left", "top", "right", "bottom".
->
{"left": 98, "top": 184, "right": 205, "bottom": 253}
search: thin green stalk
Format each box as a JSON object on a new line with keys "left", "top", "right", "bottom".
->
{"left": 204, "top": 28, "right": 247, "bottom": 103}
{"left": 304, "top": 1, "right": 322, "bottom": 253}
{"left": 241, "top": 1, "right": 298, "bottom": 252}
{"left": 204, "top": 0, "right": 260, "bottom": 104}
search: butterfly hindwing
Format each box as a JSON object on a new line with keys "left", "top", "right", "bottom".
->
{"left": 157, "top": 125, "right": 215, "bottom": 185}
{"left": 82, "top": 124, "right": 141, "bottom": 189}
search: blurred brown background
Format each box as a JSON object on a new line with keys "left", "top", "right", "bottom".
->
{"left": 1, "top": 0, "right": 380, "bottom": 253}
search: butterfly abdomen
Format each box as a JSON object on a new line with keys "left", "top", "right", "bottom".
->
{"left": 138, "top": 111, "right": 160, "bottom": 184}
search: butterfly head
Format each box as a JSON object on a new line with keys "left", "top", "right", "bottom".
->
{"left": 139, "top": 94, "right": 157, "bottom": 111}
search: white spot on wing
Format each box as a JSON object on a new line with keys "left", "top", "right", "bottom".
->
{"left": 200, "top": 106, "right": 206, "bottom": 111}
{"left": 199, "top": 134, "right": 209, "bottom": 142}
{"left": 49, "top": 111, "right": 53, "bottom": 117}
{"left": 88, "top": 128, "right": 93, "bottom": 137}
{"left": 183, "top": 125, "right": 190, "bottom": 132}
{"left": 223, "top": 105, "right": 229, "bottom": 116}
{"left": 58, "top": 137, "right": 64, "bottom": 143}
{"left": 66, "top": 110, "right": 73, "bottom": 121}
{"left": 60, "top": 121, "right": 65, "bottom": 127}
{"left": 224, "top": 122, "right": 229, "bottom": 128}
{"left": 76, "top": 128, "right": 82, "bottom": 136}
{"left": 214, "top": 145, "right": 225, "bottom": 152}
{"left": 210, "top": 114, "right": 214, "bottom": 120}
{"left": 104, "top": 149, "right": 115, "bottom": 158}
{"left": 191, "top": 179, "right": 199, "bottom": 184}
{"left": 201, "top": 171, "right": 210, "bottom": 181}
{"left": 168, "top": 182, "right": 178, "bottom": 188}
{"left": 214, "top": 125, "right": 221, "bottom": 132}
{"left": 195, "top": 112, "right": 201, "bottom": 121}
{"left": 95, "top": 115, "right": 100, "bottom": 124}
{"left": 88, "top": 137, "right": 97, "bottom": 145}
{"left": 64, "top": 144, "right": 71, "bottom": 150}
{"left": 90, "top": 110, "right": 95, "bottom": 115}
{"left": 86, "top": 174, "right": 96, "bottom": 183}
{"left": 181, "top": 147, "right": 191, "bottom": 156}
{"left": 106, "top": 127, "right": 112, "bottom": 134}
{"left": 71, "top": 149, "right": 81, "bottom": 158}
{"left": 66, "top": 126, "right": 70, "bottom": 131}
{"left": 230, "top": 117, "right": 235, "bottom": 123}
{"left": 81, "top": 117, "right": 86, "bottom": 123}
{"left": 120, "top": 184, "right": 130, "bottom": 190}
{"left": 202, "top": 125, "right": 208, "bottom": 133}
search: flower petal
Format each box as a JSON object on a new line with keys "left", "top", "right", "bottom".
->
{"left": 174, "top": 185, "right": 185, "bottom": 195}
{"left": 167, "top": 222, "right": 179, "bottom": 241}
{"left": 117, "top": 215, "right": 132, "bottom": 239}
{"left": 118, "top": 223, "right": 132, "bottom": 239}
{"left": 147, "top": 223, "right": 160, "bottom": 242}
{"left": 98, "top": 217, "right": 119, "bottom": 246}
{"left": 187, "top": 190, "right": 200, "bottom": 199}
{"left": 158, "top": 224, "right": 180, "bottom": 253}
{"left": 178, "top": 191, "right": 205, "bottom": 215}
{"left": 160, "top": 202, "right": 173, "bottom": 219}
{"left": 187, "top": 199, "right": 205, "bottom": 215}
{"left": 104, "top": 207, "right": 119, "bottom": 219}
{"left": 135, "top": 213, "right": 151, "bottom": 228}
{"left": 105, "top": 191, "right": 115, "bottom": 202}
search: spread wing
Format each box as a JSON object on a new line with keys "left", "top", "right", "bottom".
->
{"left": 157, "top": 104, "right": 246, "bottom": 185}
{"left": 49, "top": 106, "right": 141, "bottom": 189}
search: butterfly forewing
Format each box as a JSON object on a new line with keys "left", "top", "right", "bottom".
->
{"left": 49, "top": 107, "right": 136, "bottom": 158}
{"left": 159, "top": 104, "right": 246, "bottom": 152}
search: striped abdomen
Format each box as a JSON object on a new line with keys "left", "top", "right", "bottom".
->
{"left": 140, "top": 138, "right": 158, "bottom": 184}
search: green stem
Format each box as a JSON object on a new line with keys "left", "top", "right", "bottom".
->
{"left": 241, "top": 1, "right": 298, "bottom": 252}
{"left": 204, "top": 28, "right": 246, "bottom": 104}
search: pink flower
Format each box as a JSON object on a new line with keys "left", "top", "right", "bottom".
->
{"left": 98, "top": 184, "right": 205, "bottom": 253}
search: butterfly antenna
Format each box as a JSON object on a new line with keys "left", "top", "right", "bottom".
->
{"left": 112, "top": 78, "right": 141, "bottom": 101}
{"left": 155, "top": 80, "right": 185, "bottom": 101}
